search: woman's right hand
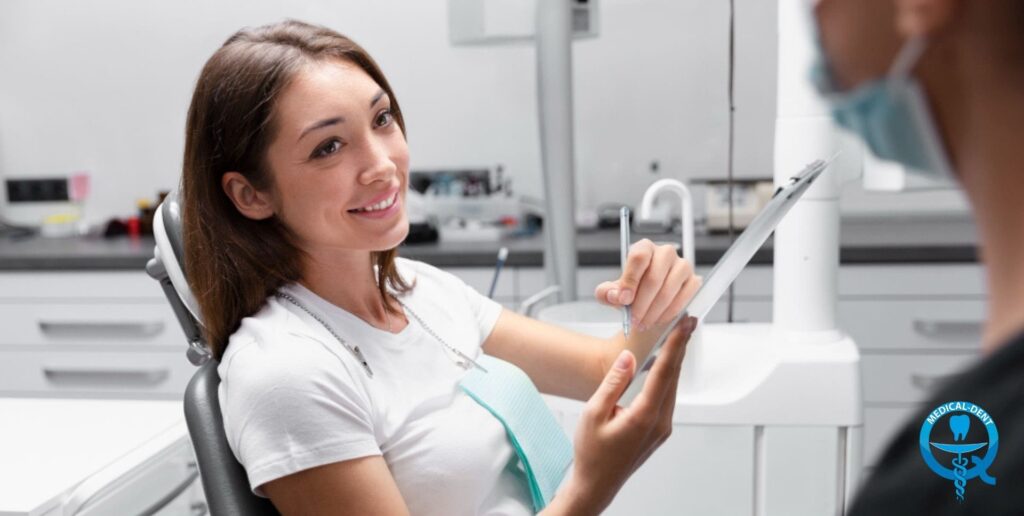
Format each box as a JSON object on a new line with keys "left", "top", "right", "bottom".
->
{"left": 545, "top": 315, "right": 697, "bottom": 515}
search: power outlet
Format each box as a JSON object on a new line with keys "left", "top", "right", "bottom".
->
{"left": 6, "top": 178, "right": 70, "bottom": 203}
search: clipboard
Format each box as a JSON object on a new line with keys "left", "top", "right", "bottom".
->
{"left": 618, "top": 158, "right": 834, "bottom": 405}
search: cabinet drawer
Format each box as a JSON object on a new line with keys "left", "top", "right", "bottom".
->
{"left": 839, "top": 299, "right": 985, "bottom": 351}
{"left": 731, "top": 264, "right": 986, "bottom": 298}
{"left": 701, "top": 298, "right": 986, "bottom": 351}
{"left": 0, "top": 302, "right": 185, "bottom": 348}
{"left": 861, "top": 354, "right": 980, "bottom": 404}
{"left": 0, "top": 349, "right": 195, "bottom": 398}
{"left": 0, "top": 271, "right": 166, "bottom": 299}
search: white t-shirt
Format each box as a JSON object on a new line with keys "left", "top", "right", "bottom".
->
{"left": 218, "top": 258, "right": 534, "bottom": 515}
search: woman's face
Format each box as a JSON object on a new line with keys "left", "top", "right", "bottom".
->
{"left": 262, "top": 58, "right": 410, "bottom": 255}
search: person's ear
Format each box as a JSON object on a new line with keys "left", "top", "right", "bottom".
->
{"left": 895, "top": 0, "right": 958, "bottom": 38}
{"left": 221, "top": 172, "right": 275, "bottom": 220}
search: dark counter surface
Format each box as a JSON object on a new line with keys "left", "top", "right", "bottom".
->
{"left": 0, "top": 215, "right": 978, "bottom": 271}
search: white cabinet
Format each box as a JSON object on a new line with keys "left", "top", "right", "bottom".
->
{"left": 844, "top": 266, "right": 984, "bottom": 468}
{"left": 0, "top": 271, "right": 191, "bottom": 399}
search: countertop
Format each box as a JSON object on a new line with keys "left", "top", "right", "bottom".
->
{"left": 0, "top": 215, "right": 978, "bottom": 271}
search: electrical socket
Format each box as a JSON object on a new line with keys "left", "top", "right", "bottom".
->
{"left": 5, "top": 178, "right": 70, "bottom": 203}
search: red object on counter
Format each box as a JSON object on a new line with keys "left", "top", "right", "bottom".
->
{"left": 127, "top": 216, "right": 141, "bottom": 238}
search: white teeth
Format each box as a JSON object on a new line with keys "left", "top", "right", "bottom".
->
{"left": 356, "top": 194, "right": 396, "bottom": 212}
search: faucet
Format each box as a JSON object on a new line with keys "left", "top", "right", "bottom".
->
{"left": 639, "top": 179, "right": 696, "bottom": 267}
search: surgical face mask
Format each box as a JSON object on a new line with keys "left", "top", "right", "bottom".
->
{"left": 807, "top": 15, "right": 955, "bottom": 179}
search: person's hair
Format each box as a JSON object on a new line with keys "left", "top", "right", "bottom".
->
{"left": 182, "top": 19, "right": 412, "bottom": 360}
{"left": 1001, "top": 0, "right": 1024, "bottom": 67}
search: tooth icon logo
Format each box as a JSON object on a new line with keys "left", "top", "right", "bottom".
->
{"left": 950, "top": 414, "right": 970, "bottom": 441}
{"left": 919, "top": 401, "right": 999, "bottom": 503}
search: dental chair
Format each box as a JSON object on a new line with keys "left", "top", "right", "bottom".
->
{"left": 147, "top": 189, "right": 279, "bottom": 516}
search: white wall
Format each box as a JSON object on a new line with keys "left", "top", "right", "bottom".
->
{"left": 0, "top": 0, "right": 967, "bottom": 227}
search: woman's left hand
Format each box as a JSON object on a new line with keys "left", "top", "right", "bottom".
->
{"left": 594, "top": 238, "right": 702, "bottom": 332}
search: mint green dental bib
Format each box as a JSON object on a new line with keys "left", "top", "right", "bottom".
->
{"left": 459, "top": 354, "right": 574, "bottom": 512}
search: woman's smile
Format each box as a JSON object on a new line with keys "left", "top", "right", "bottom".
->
{"left": 347, "top": 190, "right": 402, "bottom": 220}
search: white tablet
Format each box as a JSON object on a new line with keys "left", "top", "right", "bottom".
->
{"left": 618, "top": 158, "right": 833, "bottom": 405}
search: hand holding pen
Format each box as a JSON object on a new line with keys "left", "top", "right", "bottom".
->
{"left": 596, "top": 225, "right": 702, "bottom": 335}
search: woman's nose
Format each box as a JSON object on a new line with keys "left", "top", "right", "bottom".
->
{"left": 358, "top": 137, "right": 398, "bottom": 184}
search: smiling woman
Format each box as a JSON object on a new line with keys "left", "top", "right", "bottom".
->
{"left": 181, "top": 18, "right": 702, "bottom": 516}
{"left": 182, "top": 20, "right": 412, "bottom": 358}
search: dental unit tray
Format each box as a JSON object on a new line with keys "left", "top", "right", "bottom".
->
{"left": 618, "top": 158, "right": 833, "bottom": 406}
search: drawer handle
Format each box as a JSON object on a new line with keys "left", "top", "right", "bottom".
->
{"left": 38, "top": 320, "right": 165, "bottom": 339}
{"left": 911, "top": 372, "right": 959, "bottom": 391}
{"left": 43, "top": 367, "right": 170, "bottom": 386}
{"left": 912, "top": 319, "right": 982, "bottom": 341}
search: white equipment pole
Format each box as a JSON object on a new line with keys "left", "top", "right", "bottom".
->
{"left": 773, "top": 0, "right": 842, "bottom": 339}
{"left": 536, "top": 0, "right": 578, "bottom": 302}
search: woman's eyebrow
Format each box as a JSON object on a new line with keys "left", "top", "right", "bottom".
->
{"left": 370, "top": 89, "right": 387, "bottom": 108}
{"left": 296, "top": 91, "right": 388, "bottom": 142}
{"left": 298, "top": 116, "right": 345, "bottom": 142}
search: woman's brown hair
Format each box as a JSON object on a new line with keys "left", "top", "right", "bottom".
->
{"left": 182, "top": 20, "right": 411, "bottom": 360}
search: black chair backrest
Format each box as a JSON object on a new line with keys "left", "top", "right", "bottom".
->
{"left": 185, "top": 362, "right": 279, "bottom": 516}
{"left": 149, "top": 189, "right": 279, "bottom": 515}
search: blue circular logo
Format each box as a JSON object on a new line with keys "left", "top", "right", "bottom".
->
{"left": 919, "top": 401, "right": 998, "bottom": 502}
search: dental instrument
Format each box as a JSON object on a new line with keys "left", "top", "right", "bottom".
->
{"left": 619, "top": 207, "right": 631, "bottom": 339}
{"left": 488, "top": 246, "right": 509, "bottom": 299}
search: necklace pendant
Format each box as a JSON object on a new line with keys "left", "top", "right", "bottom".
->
{"left": 276, "top": 292, "right": 374, "bottom": 378}
{"left": 395, "top": 297, "right": 488, "bottom": 373}
{"left": 352, "top": 346, "right": 374, "bottom": 378}
{"left": 455, "top": 349, "right": 488, "bottom": 373}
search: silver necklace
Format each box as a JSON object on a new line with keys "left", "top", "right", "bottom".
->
{"left": 276, "top": 291, "right": 374, "bottom": 377}
{"left": 274, "top": 291, "right": 486, "bottom": 378}
{"left": 393, "top": 297, "right": 486, "bottom": 373}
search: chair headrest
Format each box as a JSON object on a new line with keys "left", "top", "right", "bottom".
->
{"left": 154, "top": 188, "right": 204, "bottom": 324}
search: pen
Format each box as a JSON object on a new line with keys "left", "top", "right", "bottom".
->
{"left": 620, "top": 206, "right": 631, "bottom": 339}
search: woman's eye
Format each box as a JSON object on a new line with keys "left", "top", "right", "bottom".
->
{"left": 312, "top": 139, "right": 343, "bottom": 159}
{"left": 375, "top": 108, "right": 394, "bottom": 128}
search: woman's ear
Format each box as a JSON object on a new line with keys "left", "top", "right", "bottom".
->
{"left": 895, "top": 0, "right": 958, "bottom": 38}
{"left": 222, "top": 172, "right": 275, "bottom": 220}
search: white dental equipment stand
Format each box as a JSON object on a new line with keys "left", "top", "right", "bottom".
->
{"left": 534, "top": 1, "right": 863, "bottom": 514}
{"left": 450, "top": 0, "right": 863, "bottom": 513}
